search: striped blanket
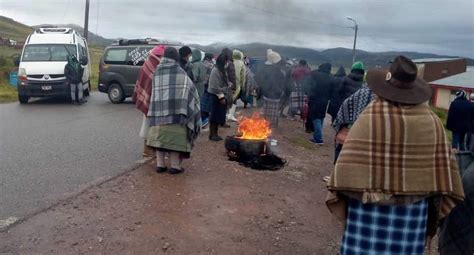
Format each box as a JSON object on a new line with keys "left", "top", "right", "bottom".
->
{"left": 326, "top": 99, "right": 464, "bottom": 231}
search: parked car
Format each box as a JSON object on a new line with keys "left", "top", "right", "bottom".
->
{"left": 16, "top": 27, "right": 91, "bottom": 104}
{"left": 98, "top": 39, "right": 182, "bottom": 103}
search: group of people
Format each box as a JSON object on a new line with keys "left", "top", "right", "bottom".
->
{"left": 131, "top": 44, "right": 470, "bottom": 254}
{"left": 132, "top": 45, "right": 259, "bottom": 172}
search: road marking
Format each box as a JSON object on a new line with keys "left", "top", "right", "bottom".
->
{"left": 0, "top": 217, "right": 19, "bottom": 229}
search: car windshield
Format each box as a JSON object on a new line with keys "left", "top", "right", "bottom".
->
{"left": 22, "top": 44, "right": 77, "bottom": 62}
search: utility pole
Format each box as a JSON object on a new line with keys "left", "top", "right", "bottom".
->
{"left": 347, "top": 17, "right": 358, "bottom": 64}
{"left": 84, "top": 0, "right": 90, "bottom": 41}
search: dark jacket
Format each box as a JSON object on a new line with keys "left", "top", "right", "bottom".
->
{"left": 438, "top": 153, "right": 474, "bottom": 255}
{"left": 255, "top": 64, "right": 284, "bottom": 100}
{"left": 328, "top": 72, "right": 364, "bottom": 119}
{"left": 180, "top": 58, "right": 195, "bottom": 81}
{"left": 222, "top": 48, "right": 236, "bottom": 88}
{"left": 64, "top": 55, "right": 83, "bottom": 84}
{"left": 447, "top": 97, "right": 472, "bottom": 133}
{"left": 303, "top": 63, "right": 337, "bottom": 120}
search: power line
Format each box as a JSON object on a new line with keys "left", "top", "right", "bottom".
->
{"left": 231, "top": 0, "right": 349, "bottom": 30}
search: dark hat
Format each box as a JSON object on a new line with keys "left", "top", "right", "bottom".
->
{"left": 164, "top": 47, "right": 179, "bottom": 62}
{"left": 367, "top": 55, "right": 432, "bottom": 104}
{"left": 179, "top": 46, "right": 192, "bottom": 58}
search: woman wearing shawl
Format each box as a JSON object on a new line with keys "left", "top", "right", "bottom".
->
{"left": 146, "top": 47, "right": 201, "bottom": 175}
{"left": 207, "top": 53, "right": 230, "bottom": 141}
{"left": 132, "top": 45, "right": 165, "bottom": 158}
{"left": 327, "top": 56, "right": 464, "bottom": 254}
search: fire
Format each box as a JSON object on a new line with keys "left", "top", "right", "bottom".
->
{"left": 236, "top": 112, "right": 272, "bottom": 140}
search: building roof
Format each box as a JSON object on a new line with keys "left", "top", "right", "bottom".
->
{"left": 413, "top": 57, "right": 465, "bottom": 63}
{"left": 430, "top": 70, "right": 474, "bottom": 89}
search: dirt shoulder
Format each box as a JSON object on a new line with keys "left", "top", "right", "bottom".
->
{"left": 0, "top": 114, "right": 343, "bottom": 254}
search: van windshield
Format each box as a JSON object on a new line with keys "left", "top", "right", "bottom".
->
{"left": 22, "top": 44, "right": 77, "bottom": 62}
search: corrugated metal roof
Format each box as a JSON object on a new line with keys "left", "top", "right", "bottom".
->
{"left": 413, "top": 57, "right": 465, "bottom": 63}
{"left": 430, "top": 70, "right": 474, "bottom": 89}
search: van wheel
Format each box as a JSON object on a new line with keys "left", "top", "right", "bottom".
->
{"left": 18, "top": 94, "right": 29, "bottom": 104}
{"left": 108, "top": 83, "right": 125, "bottom": 104}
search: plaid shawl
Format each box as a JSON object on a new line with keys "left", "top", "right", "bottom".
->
{"left": 133, "top": 53, "right": 161, "bottom": 115}
{"left": 332, "top": 85, "right": 375, "bottom": 132}
{"left": 147, "top": 58, "right": 201, "bottom": 142}
{"left": 327, "top": 99, "right": 464, "bottom": 222}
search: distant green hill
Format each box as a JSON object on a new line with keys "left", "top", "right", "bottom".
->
{"left": 0, "top": 16, "right": 33, "bottom": 42}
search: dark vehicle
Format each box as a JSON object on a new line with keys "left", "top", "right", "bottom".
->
{"left": 98, "top": 39, "right": 184, "bottom": 104}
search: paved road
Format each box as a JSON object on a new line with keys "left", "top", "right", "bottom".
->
{"left": 0, "top": 93, "right": 143, "bottom": 221}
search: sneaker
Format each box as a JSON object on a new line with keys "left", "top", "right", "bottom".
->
{"left": 201, "top": 118, "right": 209, "bottom": 128}
{"left": 309, "top": 139, "right": 324, "bottom": 145}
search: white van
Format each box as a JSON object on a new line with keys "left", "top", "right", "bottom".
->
{"left": 16, "top": 28, "right": 91, "bottom": 104}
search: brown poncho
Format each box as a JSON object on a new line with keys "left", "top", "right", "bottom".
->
{"left": 326, "top": 99, "right": 464, "bottom": 228}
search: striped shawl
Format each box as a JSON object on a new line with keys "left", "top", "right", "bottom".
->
{"left": 133, "top": 53, "right": 161, "bottom": 115}
{"left": 327, "top": 99, "right": 464, "bottom": 222}
{"left": 147, "top": 58, "right": 201, "bottom": 143}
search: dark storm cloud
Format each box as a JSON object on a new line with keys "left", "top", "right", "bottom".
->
{"left": 0, "top": 0, "right": 473, "bottom": 57}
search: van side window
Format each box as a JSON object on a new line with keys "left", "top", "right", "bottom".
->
{"left": 104, "top": 49, "right": 128, "bottom": 65}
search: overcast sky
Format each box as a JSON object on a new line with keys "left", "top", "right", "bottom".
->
{"left": 1, "top": 0, "right": 473, "bottom": 57}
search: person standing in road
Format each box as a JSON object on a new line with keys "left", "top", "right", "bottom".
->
{"left": 146, "top": 47, "right": 201, "bottom": 174}
{"left": 328, "top": 62, "right": 365, "bottom": 123}
{"left": 447, "top": 90, "right": 472, "bottom": 151}
{"left": 207, "top": 53, "right": 230, "bottom": 141}
{"left": 132, "top": 45, "right": 165, "bottom": 158}
{"left": 191, "top": 51, "right": 214, "bottom": 130}
{"left": 303, "top": 62, "right": 337, "bottom": 145}
{"left": 64, "top": 54, "right": 86, "bottom": 105}
{"left": 198, "top": 53, "right": 215, "bottom": 130}
{"left": 255, "top": 49, "right": 285, "bottom": 127}
{"left": 289, "top": 59, "right": 311, "bottom": 118}
{"left": 227, "top": 49, "right": 246, "bottom": 122}
{"left": 179, "top": 46, "right": 195, "bottom": 81}
{"left": 327, "top": 56, "right": 464, "bottom": 255}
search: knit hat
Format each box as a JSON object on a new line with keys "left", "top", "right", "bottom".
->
{"left": 164, "top": 47, "right": 179, "bottom": 62}
{"left": 351, "top": 61, "right": 365, "bottom": 71}
{"left": 151, "top": 45, "right": 165, "bottom": 57}
{"left": 265, "top": 49, "right": 282, "bottom": 65}
{"left": 456, "top": 90, "right": 466, "bottom": 98}
{"left": 179, "top": 46, "right": 192, "bottom": 58}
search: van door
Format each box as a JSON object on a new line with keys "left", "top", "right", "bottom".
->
{"left": 123, "top": 46, "right": 153, "bottom": 96}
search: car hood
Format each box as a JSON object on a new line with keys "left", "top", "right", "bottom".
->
{"left": 19, "top": 62, "right": 67, "bottom": 75}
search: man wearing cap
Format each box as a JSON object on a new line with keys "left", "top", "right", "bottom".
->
{"left": 328, "top": 61, "right": 365, "bottom": 122}
{"left": 447, "top": 90, "right": 472, "bottom": 151}
{"left": 326, "top": 56, "right": 464, "bottom": 254}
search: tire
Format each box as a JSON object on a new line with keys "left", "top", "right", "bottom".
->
{"left": 18, "top": 94, "right": 29, "bottom": 104}
{"left": 107, "top": 83, "right": 125, "bottom": 104}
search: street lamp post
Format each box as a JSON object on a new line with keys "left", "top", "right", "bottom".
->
{"left": 347, "top": 17, "right": 358, "bottom": 64}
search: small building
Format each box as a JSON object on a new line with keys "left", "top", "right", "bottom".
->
{"left": 430, "top": 70, "right": 474, "bottom": 109}
{"left": 413, "top": 58, "right": 467, "bottom": 82}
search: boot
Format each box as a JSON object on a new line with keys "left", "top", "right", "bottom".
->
{"left": 227, "top": 104, "right": 238, "bottom": 122}
{"left": 209, "top": 123, "right": 223, "bottom": 141}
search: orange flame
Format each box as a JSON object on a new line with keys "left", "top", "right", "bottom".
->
{"left": 236, "top": 112, "right": 272, "bottom": 140}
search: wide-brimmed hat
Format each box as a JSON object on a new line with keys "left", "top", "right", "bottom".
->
{"left": 367, "top": 55, "right": 432, "bottom": 104}
{"left": 265, "top": 49, "right": 282, "bottom": 65}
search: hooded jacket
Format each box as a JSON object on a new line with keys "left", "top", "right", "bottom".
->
{"left": 303, "top": 63, "right": 337, "bottom": 119}
{"left": 190, "top": 49, "right": 209, "bottom": 97}
{"left": 232, "top": 50, "right": 246, "bottom": 101}
{"left": 222, "top": 48, "right": 236, "bottom": 88}
{"left": 447, "top": 96, "right": 472, "bottom": 133}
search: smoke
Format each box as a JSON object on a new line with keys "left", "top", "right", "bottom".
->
{"left": 222, "top": 0, "right": 351, "bottom": 47}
